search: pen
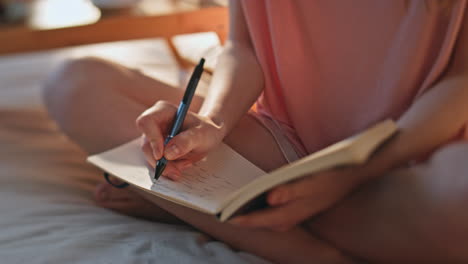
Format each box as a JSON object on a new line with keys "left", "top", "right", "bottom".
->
{"left": 154, "top": 58, "right": 205, "bottom": 180}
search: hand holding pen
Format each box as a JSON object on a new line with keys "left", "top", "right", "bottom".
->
{"left": 136, "top": 58, "right": 225, "bottom": 181}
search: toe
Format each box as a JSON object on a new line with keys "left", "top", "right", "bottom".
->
{"left": 94, "top": 182, "right": 111, "bottom": 203}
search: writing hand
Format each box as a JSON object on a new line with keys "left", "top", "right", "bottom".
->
{"left": 136, "top": 100, "right": 225, "bottom": 180}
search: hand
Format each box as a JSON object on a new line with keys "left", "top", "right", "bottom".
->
{"left": 229, "top": 166, "right": 364, "bottom": 232}
{"left": 136, "top": 100, "right": 225, "bottom": 180}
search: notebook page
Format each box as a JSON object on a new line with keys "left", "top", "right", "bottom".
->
{"left": 87, "top": 138, "right": 265, "bottom": 214}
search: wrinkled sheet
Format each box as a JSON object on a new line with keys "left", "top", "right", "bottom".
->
{"left": 0, "top": 39, "right": 269, "bottom": 264}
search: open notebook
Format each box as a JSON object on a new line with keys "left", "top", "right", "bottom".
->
{"left": 88, "top": 120, "right": 398, "bottom": 221}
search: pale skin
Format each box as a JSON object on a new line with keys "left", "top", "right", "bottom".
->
{"left": 43, "top": 1, "right": 468, "bottom": 263}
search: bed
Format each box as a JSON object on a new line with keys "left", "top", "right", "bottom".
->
{"left": 0, "top": 38, "right": 269, "bottom": 264}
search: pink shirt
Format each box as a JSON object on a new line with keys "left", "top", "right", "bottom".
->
{"left": 241, "top": 0, "right": 467, "bottom": 154}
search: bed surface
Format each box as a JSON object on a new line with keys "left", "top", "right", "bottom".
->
{"left": 0, "top": 39, "right": 269, "bottom": 264}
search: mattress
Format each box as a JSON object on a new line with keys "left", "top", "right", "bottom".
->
{"left": 0, "top": 39, "right": 269, "bottom": 264}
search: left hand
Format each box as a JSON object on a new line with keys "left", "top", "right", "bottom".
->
{"left": 229, "top": 166, "right": 364, "bottom": 231}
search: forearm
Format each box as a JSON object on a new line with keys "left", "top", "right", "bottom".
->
{"left": 309, "top": 74, "right": 468, "bottom": 262}
{"left": 199, "top": 41, "right": 263, "bottom": 137}
{"left": 309, "top": 159, "right": 467, "bottom": 263}
{"left": 361, "top": 73, "right": 468, "bottom": 181}
{"left": 198, "top": 0, "right": 264, "bottom": 138}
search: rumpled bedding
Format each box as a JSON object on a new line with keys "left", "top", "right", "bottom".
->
{"left": 0, "top": 39, "right": 269, "bottom": 264}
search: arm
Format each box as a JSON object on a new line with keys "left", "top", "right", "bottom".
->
{"left": 307, "top": 17, "right": 468, "bottom": 262}
{"left": 136, "top": 0, "right": 264, "bottom": 178}
{"left": 199, "top": 0, "right": 264, "bottom": 137}
{"left": 231, "top": 15, "right": 468, "bottom": 234}
{"left": 361, "top": 48, "right": 468, "bottom": 182}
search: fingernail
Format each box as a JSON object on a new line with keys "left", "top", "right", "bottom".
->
{"left": 154, "top": 148, "right": 162, "bottom": 160}
{"left": 150, "top": 142, "right": 162, "bottom": 159}
{"left": 166, "top": 145, "right": 180, "bottom": 160}
{"left": 271, "top": 190, "right": 288, "bottom": 205}
{"left": 269, "top": 192, "right": 281, "bottom": 204}
{"left": 279, "top": 190, "right": 290, "bottom": 204}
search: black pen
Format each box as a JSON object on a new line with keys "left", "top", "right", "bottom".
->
{"left": 154, "top": 58, "right": 205, "bottom": 180}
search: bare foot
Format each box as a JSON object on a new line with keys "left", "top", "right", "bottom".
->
{"left": 93, "top": 181, "right": 184, "bottom": 224}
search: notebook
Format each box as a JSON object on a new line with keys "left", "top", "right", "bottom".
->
{"left": 88, "top": 120, "right": 398, "bottom": 221}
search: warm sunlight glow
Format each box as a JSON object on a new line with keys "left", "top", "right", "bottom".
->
{"left": 29, "top": 0, "right": 101, "bottom": 30}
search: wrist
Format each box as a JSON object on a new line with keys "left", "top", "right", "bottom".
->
{"left": 201, "top": 112, "right": 229, "bottom": 139}
{"left": 356, "top": 135, "right": 403, "bottom": 183}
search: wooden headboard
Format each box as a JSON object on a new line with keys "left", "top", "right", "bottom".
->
{"left": 0, "top": 6, "right": 228, "bottom": 55}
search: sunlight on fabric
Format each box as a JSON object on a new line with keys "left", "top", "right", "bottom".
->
{"left": 28, "top": 0, "right": 101, "bottom": 30}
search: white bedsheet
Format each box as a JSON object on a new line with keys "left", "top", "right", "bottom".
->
{"left": 0, "top": 39, "right": 269, "bottom": 264}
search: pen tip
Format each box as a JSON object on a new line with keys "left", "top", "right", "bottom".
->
{"left": 154, "top": 159, "right": 167, "bottom": 181}
{"left": 199, "top": 58, "right": 205, "bottom": 67}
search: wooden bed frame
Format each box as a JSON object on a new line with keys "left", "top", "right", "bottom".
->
{"left": 0, "top": 6, "right": 228, "bottom": 57}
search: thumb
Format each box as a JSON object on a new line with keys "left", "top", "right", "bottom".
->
{"left": 164, "top": 128, "right": 200, "bottom": 160}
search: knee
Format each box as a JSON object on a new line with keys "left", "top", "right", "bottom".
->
{"left": 416, "top": 143, "right": 468, "bottom": 260}
{"left": 42, "top": 57, "right": 114, "bottom": 128}
{"left": 422, "top": 143, "right": 468, "bottom": 207}
{"left": 43, "top": 56, "right": 111, "bottom": 105}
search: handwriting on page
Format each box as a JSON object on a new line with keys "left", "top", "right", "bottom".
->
{"left": 151, "top": 161, "right": 242, "bottom": 210}
{"left": 88, "top": 138, "right": 265, "bottom": 214}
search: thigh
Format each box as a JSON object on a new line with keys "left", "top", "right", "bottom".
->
{"left": 44, "top": 57, "right": 287, "bottom": 171}
{"left": 137, "top": 190, "right": 351, "bottom": 264}
{"left": 45, "top": 58, "right": 353, "bottom": 263}
{"left": 310, "top": 142, "right": 468, "bottom": 263}
{"left": 44, "top": 57, "right": 200, "bottom": 154}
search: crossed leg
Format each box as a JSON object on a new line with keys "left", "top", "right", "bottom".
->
{"left": 44, "top": 57, "right": 468, "bottom": 263}
{"left": 43, "top": 57, "right": 353, "bottom": 263}
{"left": 310, "top": 142, "right": 468, "bottom": 263}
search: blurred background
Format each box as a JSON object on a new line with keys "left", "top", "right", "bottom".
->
{"left": 0, "top": 3, "right": 268, "bottom": 264}
{"left": 0, "top": 0, "right": 228, "bottom": 56}
{"left": 0, "top": 0, "right": 227, "bottom": 29}
{"left": 0, "top": 0, "right": 228, "bottom": 108}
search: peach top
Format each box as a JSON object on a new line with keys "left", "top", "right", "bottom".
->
{"left": 241, "top": 0, "right": 467, "bottom": 154}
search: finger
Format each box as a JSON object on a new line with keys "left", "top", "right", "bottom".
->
{"left": 271, "top": 225, "right": 293, "bottom": 232}
{"left": 267, "top": 183, "right": 307, "bottom": 206}
{"left": 229, "top": 201, "right": 311, "bottom": 231}
{"left": 164, "top": 128, "right": 200, "bottom": 160}
{"left": 229, "top": 200, "right": 313, "bottom": 231}
{"left": 137, "top": 117, "right": 165, "bottom": 159}
{"left": 174, "top": 151, "right": 205, "bottom": 164}
{"left": 172, "top": 159, "right": 193, "bottom": 172}
{"left": 141, "top": 139, "right": 156, "bottom": 167}
{"left": 136, "top": 101, "right": 178, "bottom": 159}
{"left": 161, "top": 162, "right": 182, "bottom": 181}
{"left": 143, "top": 140, "right": 181, "bottom": 180}
{"left": 267, "top": 173, "right": 336, "bottom": 206}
